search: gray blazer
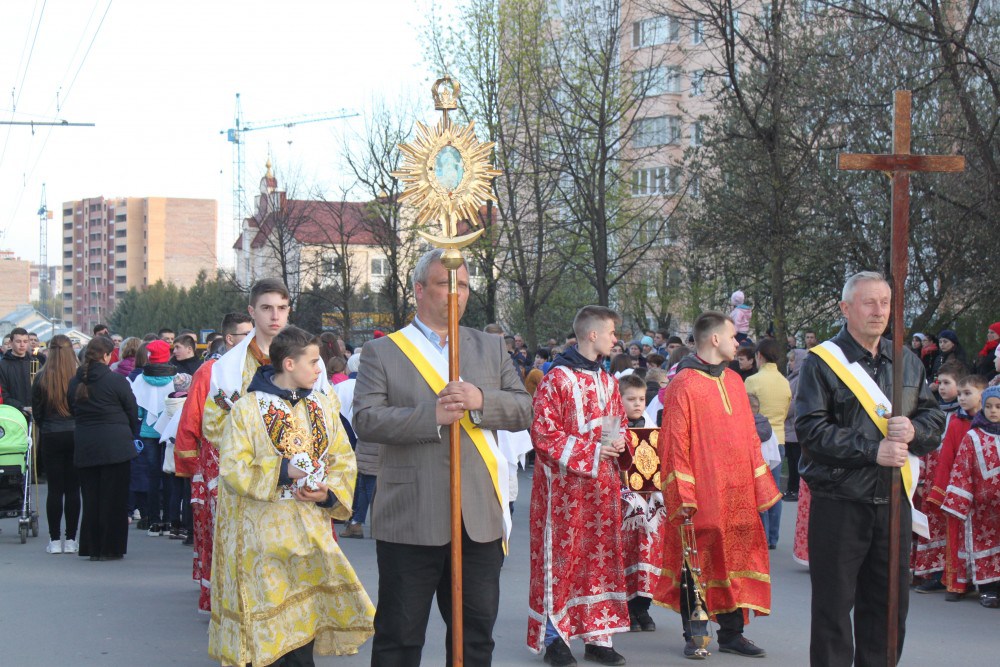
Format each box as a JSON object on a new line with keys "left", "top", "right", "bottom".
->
{"left": 353, "top": 326, "right": 532, "bottom": 545}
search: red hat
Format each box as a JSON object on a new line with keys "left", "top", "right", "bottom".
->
{"left": 373, "top": 329, "right": 385, "bottom": 339}
{"left": 147, "top": 339, "right": 171, "bottom": 364}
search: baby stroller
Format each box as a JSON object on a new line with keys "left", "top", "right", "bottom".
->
{"left": 0, "top": 405, "right": 39, "bottom": 543}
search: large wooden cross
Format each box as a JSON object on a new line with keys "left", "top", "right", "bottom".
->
{"left": 838, "top": 90, "right": 965, "bottom": 667}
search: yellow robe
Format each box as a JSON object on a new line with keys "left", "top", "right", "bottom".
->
{"left": 208, "top": 389, "right": 374, "bottom": 666}
{"left": 202, "top": 348, "right": 261, "bottom": 446}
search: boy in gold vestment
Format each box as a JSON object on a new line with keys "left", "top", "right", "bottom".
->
{"left": 209, "top": 326, "right": 374, "bottom": 666}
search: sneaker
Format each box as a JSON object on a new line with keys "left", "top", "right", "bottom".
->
{"left": 339, "top": 522, "right": 364, "bottom": 539}
{"left": 169, "top": 527, "right": 187, "bottom": 540}
{"left": 782, "top": 490, "right": 798, "bottom": 502}
{"left": 684, "top": 639, "right": 709, "bottom": 660}
{"left": 980, "top": 592, "right": 1000, "bottom": 609}
{"left": 583, "top": 644, "right": 626, "bottom": 665}
{"left": 63, "top": 538, "right": 79, "bottom": 554}
{"left": 718, "top": 635, "right": 766, "bottom": 657}
{"left": 132, "top": 509, "right": 141, "bottom": 521}
{"left": 46, "top": 539, "right": 63, "bottom": 554}
{"left": 544, "top": 638, "right": 577, "bottom": 666}
{"left": 915, "top": 579, "right": 946, "bottom": 594}
{"left": 147, "top": 523, "right": 164, "bottom": 537}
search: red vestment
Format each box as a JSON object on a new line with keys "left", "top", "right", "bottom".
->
{"left": 174, "top": 359, "right": 216, "bottom": 612}
{"left": 792, "top": 481, "right": 811, "bottom": 567}
{"left": 527, "top": 365, "right": 629, "bottom": 651}
{"left": 942, "top": 428, "right": 1000, "bottom": 586}
{"left": 654, "top": 366, "right": 781, "bottom": 624}
{"left": 620, "top": 421, "right": 667, "bottom": 602}
{"left": 912, "top": 447, "right": 946, "bottom": 576}
{"left": 621, "top": 489, "right": 666, "bottom": 602}
{"left": 926, "top": 413, "right": 973, "bottom": 592}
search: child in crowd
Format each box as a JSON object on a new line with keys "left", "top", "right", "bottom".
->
{"left": 209, "top": 326, "right": 374, "bottom": 666}
{"left": 729, "top": 291, "right": 753, "bottom": 339}
{"left": 912, "top": 360, "right": 967, "bottom": 592}
{"left": 942, "top": 385, "right": 1000, "bottom": 608}
{"left": 927, "top": 374, "right": 988, "bottom": 599}
{"left": 618, "top": 373, "right": 666, "bottom": 634}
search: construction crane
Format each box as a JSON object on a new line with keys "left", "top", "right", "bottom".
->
{"left": 37, "top": 184, "right": 54, "bottom": 318}
{"left": 221, "top": 93, "right": 358, "bottom": 241}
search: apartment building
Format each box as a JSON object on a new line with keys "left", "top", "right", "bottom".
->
{"left": 61, "top": 196, "right": 217, "bottom": 331}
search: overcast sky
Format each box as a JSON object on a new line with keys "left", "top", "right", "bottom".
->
{"left": 0, "top": 0, "right": 451, "bottom": 269}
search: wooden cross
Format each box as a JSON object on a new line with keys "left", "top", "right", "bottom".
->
{"left": 838, "top": 90, "right": 965, "bottom": 667}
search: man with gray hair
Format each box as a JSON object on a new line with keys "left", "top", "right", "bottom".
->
{"left": 795, "top": 271, "right": 944, "bottom": 666}
{"left": 354, "top": 248, "right": 532, "bottom": 666}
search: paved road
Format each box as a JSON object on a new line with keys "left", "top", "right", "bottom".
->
{"left": 2, "top": 471, "right": 997, "bottom": 666}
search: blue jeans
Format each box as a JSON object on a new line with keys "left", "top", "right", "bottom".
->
{"left": 350, "top": 473, "right": 377, "bottom": 525}
{"left": 760, "top": 463, "right": 783, "bottom": 546}
{"left": 142, "top": 437, "right": 172, "bottom": 524}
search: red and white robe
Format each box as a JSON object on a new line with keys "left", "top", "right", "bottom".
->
{"left": 620, "top": 418, "right": 666, "bottom": 603}
{"left": 527, "top": 364, "right": 630, "bottom": 651}
{"left": 942, "top": 428, "right": 1000, "bottom": 586}
{"left": 174, "top": 359, "right": 216, "bottom": 612}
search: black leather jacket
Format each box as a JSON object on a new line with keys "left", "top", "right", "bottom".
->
{"left": 794, "top": 327, "right": 944, "bottom": 504}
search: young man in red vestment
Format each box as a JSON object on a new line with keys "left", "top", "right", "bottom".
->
{"left": 528, "top": 305, "right": 630, "bottom": 667}
{"left": 656, "top": 311, "right": 781, "bottom": 659}
{"left": 173, "top": 312, "right": 252, "bottom": 612}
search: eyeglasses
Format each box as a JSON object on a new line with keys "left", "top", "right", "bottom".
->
{"left": 231, "top": 332, "right": 250, "bottom": 338}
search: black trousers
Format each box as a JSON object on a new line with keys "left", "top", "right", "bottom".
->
{"left": 678, "top": 566, "right": 743, "bottom": 644}
{"left": 809, "top": 494, "right": 910, "bottom": 667}
{"left": 371, "top": 528, "right": 504, "bottom": 667}
{"left": 785, "top": 442, "right": 802, "bottom": 493}
{"left": 41, "top": 431, "right": 80, "bottom": 540}
{"left": 77, "top": 460, "right": 131, "bottom": 559}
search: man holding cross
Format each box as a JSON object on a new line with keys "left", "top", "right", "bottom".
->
{"left": 795, "top": 272, "right": 944, "bottom": 666}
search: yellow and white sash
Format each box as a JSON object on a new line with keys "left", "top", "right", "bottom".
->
{"left": 811, "top": 340, "right": 928, "bottom": 538}
{"left": 388, "top": 324, "right": 512, "bottom": 547}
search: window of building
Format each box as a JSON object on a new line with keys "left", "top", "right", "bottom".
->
{"left": 115, "top": 260, "right": 126, "bottom": 268}
{"left": 63, "top": 208, "right": 73, "bottom": 217}
{"left": 115, "top": 213, "right": 126, "bottom": 222}
{"left": 691, "top": 70, "right": 705, "bottom": 96}
{"left": 631, "top": 167, "right": 677, "bottom": 196}
{"left": 634, "top": 67, "right": 666, "bottom": 96}
{"left": 632, "top": 15, "right": 678, "bottom": 48}
{"left": 690, "top": 174, "right": 701, "bottom": 198}
{"left": 64, "top": 250, "right": 73, "bottom": 258}
{"left": 63, "top": 221, "right": 73, "bottom": 230}
{"left": 371, "top": 257, "right": 389, "bottom": 276}
{"left": 116, "top": 275, "right": 127, "bottom": 284}
{"left": 116, "top": 245, "right": 126, "bottom": 253}
{"left": 115, "top": 229, "right": 126, "bottom": 238}
{"left": 692, "top": 19, "right": 703, "bottom": 44}
{"left": 691, "top": 121, "right": 704, "bottom": 146}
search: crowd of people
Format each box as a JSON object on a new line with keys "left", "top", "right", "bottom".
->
{"left": 1, "top": 258, "right": 998, "bottom": 666}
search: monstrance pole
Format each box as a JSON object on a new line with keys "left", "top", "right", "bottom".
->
{"left": 392, "top": 76, "right": 502, "bottom": 666}
{"left": 838, "top": 90, "right": 965, "bottom": 666}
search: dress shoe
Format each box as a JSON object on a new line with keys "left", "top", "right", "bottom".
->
{"left": 583, "top": 644, "right": 625, "bottom": 665}
{"left": 718, "top": 635, "right": 766, "bottom": 657}
{"left": 544, "top": 638, "right": 577, "bottom": 666}
{"left": 339, "top": 522, "right": 364, "bottom": 539}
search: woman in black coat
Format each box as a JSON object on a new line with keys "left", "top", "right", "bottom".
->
{"left": 68, "top": 336, "right": 139, "bottom": 561}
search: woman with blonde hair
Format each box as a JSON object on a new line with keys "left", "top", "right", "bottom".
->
{"left": 31, "top": 334, "right": 81, "bottom": 554}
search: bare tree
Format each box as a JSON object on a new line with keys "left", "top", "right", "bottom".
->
{"left": 342, "top": 100, "right": 423, "bottom": 330}
{"left": 538, "top": 0, "right": 680, "bottom": 307}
